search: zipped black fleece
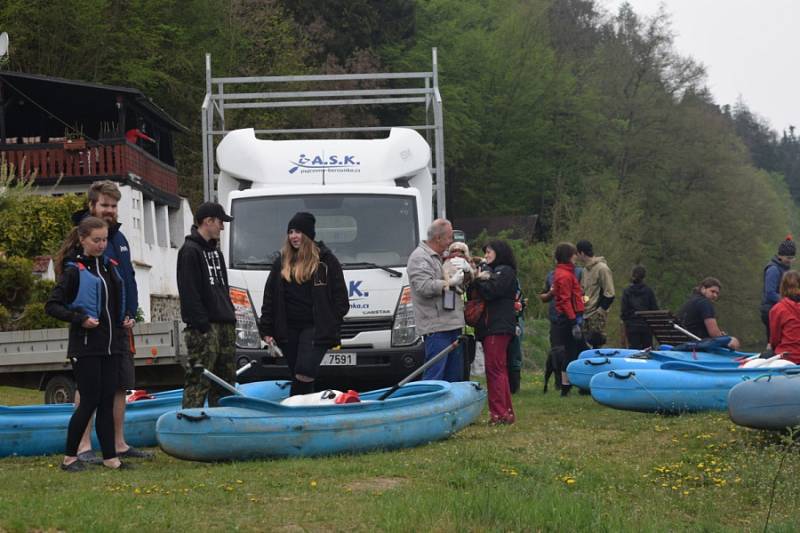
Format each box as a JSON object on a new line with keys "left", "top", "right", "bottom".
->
{"left": 45, "top": 249, "right": 128, "bottom": 358}
{"left": 176, "top": 226, "right": 236, "bottom": 333}
{"left": 259, "top": 242, "right": 349, "bottom": 349}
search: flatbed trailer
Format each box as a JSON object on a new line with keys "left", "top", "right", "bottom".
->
{"left": 0, "top": 321, "right": 186, "bottom": 403}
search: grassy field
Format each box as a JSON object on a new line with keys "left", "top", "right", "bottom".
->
{"left": 2, "top": 368, "right": 800, "bottom": 532}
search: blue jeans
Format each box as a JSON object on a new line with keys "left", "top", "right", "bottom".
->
{"left": 422, "top": 329, "right": 464, "bottom": 382}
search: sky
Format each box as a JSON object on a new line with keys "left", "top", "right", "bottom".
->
{"left": 603, "top": 0, "right": 799, "bottom": 133}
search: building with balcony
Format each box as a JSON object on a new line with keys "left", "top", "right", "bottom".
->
{"left": 0, "top": 72, "right": 193, "bottom": 322}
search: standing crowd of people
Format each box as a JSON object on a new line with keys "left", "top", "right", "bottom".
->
{"left": 44, "top": 182, "right": 800, "bottom": 470}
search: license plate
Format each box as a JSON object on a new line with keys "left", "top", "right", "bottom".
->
{"left": 321, "top": 352, "right": 357, "bottom": 366}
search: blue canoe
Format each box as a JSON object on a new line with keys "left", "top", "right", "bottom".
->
{"left": 579, "top": 347, "right": 753, "bottom": 362}
{"left": 568, "top": 354, "right": 743, "bottom": 391}
{"left": 728, "top": 370, "right": 800, "bottom": 430}
{"left": 0, "top": 381, "right": 290, "bottom": 457}
{"left": 156, "top": 380, "right": 487, "bottom": 461}
{"left": 589, "top": 361, "right": 798, "bottom": 413}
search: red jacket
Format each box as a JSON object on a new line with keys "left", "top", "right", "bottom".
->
{"left": 769, "top": 296, "right": 800, "bottom": 364}
{"left": 553, "top": 262, "right": 585, "bottom": 321}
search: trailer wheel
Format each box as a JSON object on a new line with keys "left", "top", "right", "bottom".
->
{"left": 44, "top": 374, "right": 76, "bottom": 404}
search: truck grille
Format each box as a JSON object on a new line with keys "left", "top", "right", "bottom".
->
{"left": 340, "top": 317, "right": 394, "bottom": 339}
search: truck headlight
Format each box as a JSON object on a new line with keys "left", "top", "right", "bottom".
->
{"left": 229, "top": 286, "right": 261, "bottom": 349}
{"left": 392, "top": 285, "right": 418, "bottom": 346}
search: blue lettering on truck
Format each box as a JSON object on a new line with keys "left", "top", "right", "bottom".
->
{"left": 349, "top": 280, "right": 369, "bottom": 309}
{"left": 288, "top": 153, "right": 362, "bottom": 174}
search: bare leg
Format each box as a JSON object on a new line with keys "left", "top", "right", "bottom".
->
{"left": 561, "top": 371, "right": 570, "bottom": 386}
{"left": 113, "top": 390, "right": 128, "bottom": 453}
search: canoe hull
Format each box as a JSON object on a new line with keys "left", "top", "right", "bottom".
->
{"left": 156, "top": 381, "right": 487, "bottom": 461}
{"left": 567, "top": 356, "right": 739, "bottom": 391}
{"left": 728, "top": 373, "right": 800, "bottom": 430}
{"left": 0, "top": 381, "right": 290, "bottom": 457}
{"left": 590, "top": 364, "right": 796, "bottom": 413}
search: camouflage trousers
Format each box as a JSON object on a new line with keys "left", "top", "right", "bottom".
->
{"left": 582, "top": 308, "right": 608, "bottom": 347}
{"left": 182, "top": 323, "right": 236, "bottom": 408}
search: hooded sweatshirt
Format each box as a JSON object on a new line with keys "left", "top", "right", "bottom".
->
{"left": 581, "top": 256, "right": 615, "bottom": 317}
{"left": 769, "top": 296, "right": 800, "bottom": 363}
{"left": 620, "top": 282, "right": 659, "bottom": 332}
{"left": 176, "top": 226, "right": 236, "bottom": 332}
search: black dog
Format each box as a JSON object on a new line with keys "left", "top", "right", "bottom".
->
{"left": 543, "top": 346, "right": 564, "bottom": 393}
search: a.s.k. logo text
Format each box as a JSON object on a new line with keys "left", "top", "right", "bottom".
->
{"left": 289, "top": 153, "right": 361, "bottom": 174}
{"left": 348, "top": 280, "right": 370, "bottom": 309}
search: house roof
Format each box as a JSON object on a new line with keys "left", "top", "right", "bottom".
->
{"left": 0, "top": 71, "right": 188, "bottom": 134}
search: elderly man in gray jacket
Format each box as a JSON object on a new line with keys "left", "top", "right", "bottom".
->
{"left": 407, "top": 219, "right": 468, "bottom": 381}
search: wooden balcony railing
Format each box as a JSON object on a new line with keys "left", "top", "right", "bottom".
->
{"left": 0, "top": 139, "right": 178, "bottom": 195}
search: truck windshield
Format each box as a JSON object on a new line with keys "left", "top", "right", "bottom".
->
{"left": 229, "top": 194, "right": 419, "bottom": 270}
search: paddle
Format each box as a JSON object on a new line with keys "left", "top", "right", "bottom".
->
{"left": 196, "top": 357, "right": 262, "bottom": 397}
{"left": 378, "top": 335, "right": 465, "bottom": 401}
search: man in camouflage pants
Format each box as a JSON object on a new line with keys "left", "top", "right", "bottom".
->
{"left": 177, "top": 202, "right": 238, "bottom": 408}
{"left": 576, "top": 240, "right": 615, "bottom": 348}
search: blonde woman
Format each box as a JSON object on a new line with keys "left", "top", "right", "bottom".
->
{"left": 259, "top": 212, "right": 349, "bottom": 395}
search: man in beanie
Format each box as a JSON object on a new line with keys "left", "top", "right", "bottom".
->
{"left": 761, "top": 236, "right": 796, "bottom": 345}
{"left": 576, "top": 239, "right": 615, "bottom": 348}
{"left": 177, "top": 202, "right": 237, "bottom": 408}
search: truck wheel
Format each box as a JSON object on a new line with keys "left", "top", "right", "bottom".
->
{"left": 44, "top": 374, "right": 76, "bottom": 404}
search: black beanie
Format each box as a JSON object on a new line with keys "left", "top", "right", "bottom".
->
{"left": 778, "top": 235, "right": 796, "bottom": 257}
{"left": 288, "top": 212, "right": 316, "bottom": 240}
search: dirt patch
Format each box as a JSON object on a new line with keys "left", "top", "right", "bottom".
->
{"left": 344, "top": 476, "right": 406, "bottom": 492}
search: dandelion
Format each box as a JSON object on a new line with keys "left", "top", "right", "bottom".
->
{"left": 310, "top": 480, "right": 317, "bottom": 488}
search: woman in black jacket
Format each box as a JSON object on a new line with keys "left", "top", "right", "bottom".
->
{"left": 473, "top": 239, "right": 518, "bottom": 424}
{"left": 45, "top": 216, "right": 134, "bottom": 471}
{"left": 259, "top": 212, "right": 349, "bottom": 396}
{"left": 620, "top": 265, "right": 659, "bottom": 349}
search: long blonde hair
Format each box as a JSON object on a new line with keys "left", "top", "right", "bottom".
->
{"left": 54, "top": 216, "right": 108, "bottom": 277}
{"left": 280, "top": 233, "right": 320, "bottom": 283}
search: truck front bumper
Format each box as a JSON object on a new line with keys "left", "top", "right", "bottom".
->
{"left": 234, "top": 340, "right": 425, "bottom": 388}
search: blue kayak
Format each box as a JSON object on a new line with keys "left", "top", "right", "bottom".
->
{"left": 568, "top": 353, "right": 744, "bottom": 391}
{"left": 0, "top": 381, "right": 290, "bottom": 457}
{"left": 579, "top": 347, "right": 752, "bottom": 362}
{"left": 156, "top": 380, "right": 487, "bottom": 461}
{"left": 728, "top": 369, "right": 800, "bottom": 430}
{"left": 589, "top": 361, "right": 798, "bottom": 413}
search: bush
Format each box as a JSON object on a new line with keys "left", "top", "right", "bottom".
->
{"left": 0, "top": 193, "right": 85, "bottom": 258}
{"left": 29, "top": 278, "right": 56, "bottom": 304}
{"left": 0, "top": 256, "right": 35, "bottom": 311}
{"left": 0, "top": 304, "right": 11, "bottom": 331}
{"left": 15, "top": 302, "right": 63, "bottom": 330}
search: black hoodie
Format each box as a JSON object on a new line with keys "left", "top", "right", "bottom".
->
{"left": 176, "top": 226, "right": 236, "bottom": 332}
{"left": 620, "top": 282, "right": 659, "bottom": 332}
{"left": 45, "top": 249, "right": 129, "bottom": 358}
{"left": 259, "top": 242, "right": 349, "bottom": 348}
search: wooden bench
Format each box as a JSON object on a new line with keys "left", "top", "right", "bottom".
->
{"left": 634, "top": 310, "right": 696, "bottom": 347}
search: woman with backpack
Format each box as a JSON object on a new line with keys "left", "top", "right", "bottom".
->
{"left": 45, "top": 216, "right": 134, "bottom": 471}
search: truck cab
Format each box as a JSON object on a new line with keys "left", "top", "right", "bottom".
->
{"left": 217, "top": 128, "right": 434, "bottom": 387}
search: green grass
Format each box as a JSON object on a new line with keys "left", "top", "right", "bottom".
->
{"left": 2, "top": 370, "right": 800, "bottom": 532}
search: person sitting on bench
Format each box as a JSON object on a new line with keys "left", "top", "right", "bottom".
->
{"left": 676, "top": 277, "right": 740, "bottom": 351}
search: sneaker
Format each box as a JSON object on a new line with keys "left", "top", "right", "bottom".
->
{"left": 61, "top": 460, "right": 87, "bottom": 472}
{"left": 77, "top": 451, "right": 103, "bottom": 465}
{"left": 117, "top": 447, "right": 154, "bottom": 459}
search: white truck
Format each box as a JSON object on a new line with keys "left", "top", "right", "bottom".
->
{"left": 201, "top": 49, "right": 448, "bottom": 388}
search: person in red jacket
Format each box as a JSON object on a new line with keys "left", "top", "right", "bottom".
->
{"left": 769, "top": 270, "right": 800, "bottom": 364}
{"left": 551, "top": 242, "right": 586, "bottom": 396}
